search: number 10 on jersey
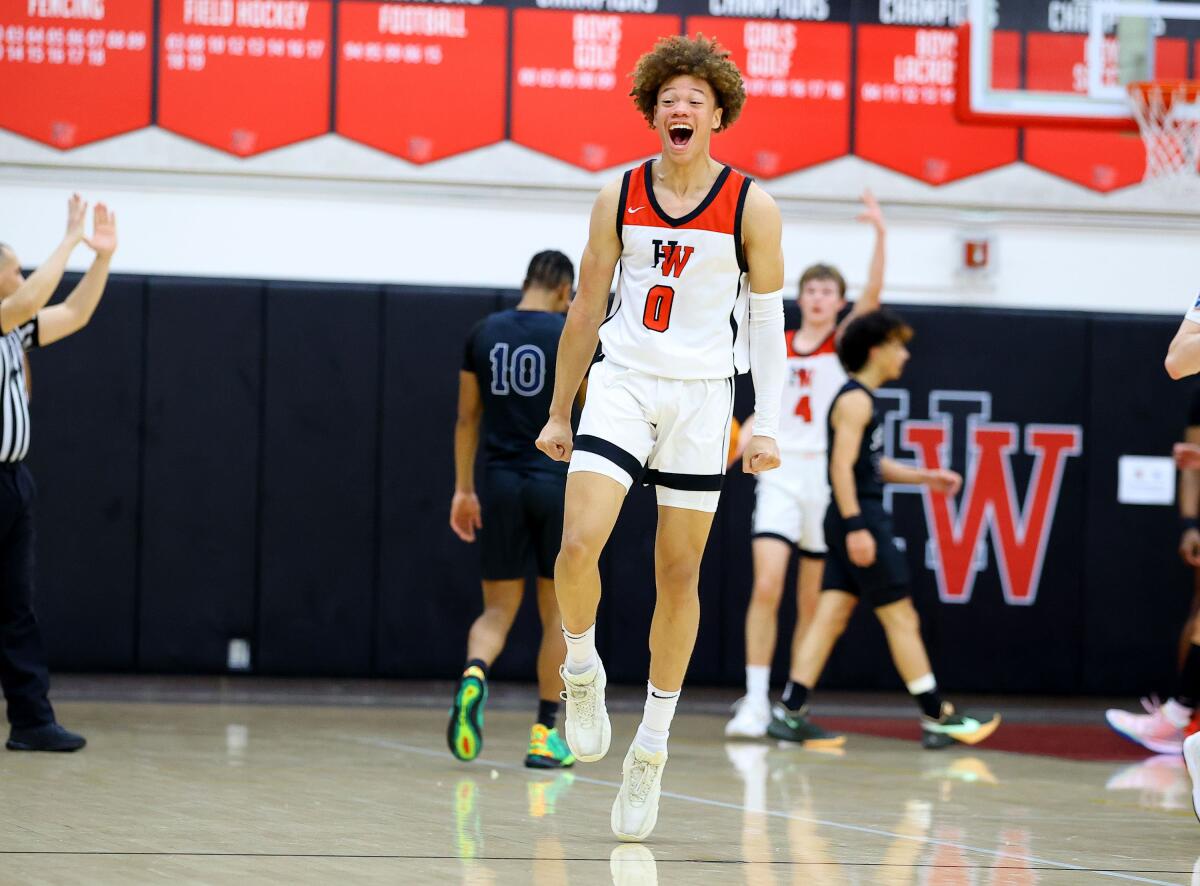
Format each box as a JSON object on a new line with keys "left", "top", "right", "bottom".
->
{"left": 643, "top": 285, "right": 675, "bottom": 333}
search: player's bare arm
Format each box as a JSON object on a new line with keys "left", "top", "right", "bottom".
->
{"left": 1179, "top": 424, "right": 1200, "bottom": 567}
{"left": 38, "top": 203, "right": 118, "bottom": 346}
{"left": 740, "top": 182, "right": 785, "bottom": 475}
{"left": 829, "top": 390, "right": 875, "bottom": 567}
{"left": 1166, "top": 317, "right": 1200, "bottom": 379}
{"left": 450, "top": 370, "right": 484, "bottom": 543}
{"left": 880, "top": 458, "right": 962, "bottom": 495}
{"left": 845, "top": 189, "right": 886, "bottom": 323}
{"left": 0, "top": 193, "right": 88, "bottom": 335}
{"left": 536, "top": 180, "right": 622, "bottom": 463}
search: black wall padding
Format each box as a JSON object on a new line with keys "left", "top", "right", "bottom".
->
{"left": 138, "top": 278, "right": 264, "bottom": 671}
{"left": 256, "top": 282, "right": 382, "bottom": 675}
{"left": 27, "top": 275, "right": 144, "bottom": 671}
{"left": 376, "top": 287, "right": 505, "bottom": 679}
{"left": 1083, "top": 315, "right": 1196, "bottom": 695}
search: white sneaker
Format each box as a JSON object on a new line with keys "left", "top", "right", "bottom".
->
{"left": 560, "top": 659, "right": 611, "bottom": 763}
{"left": 1106, "top": 706, "right": 1185, "bottom": 755}
{"left": 1184, "top": 732, "right": 1200, "bottom": 824}
{"left": 612, "top": 743, "right": 667, "bottom": 842}
{"left": 725, "top": 695, "right": 771, "bottom": 738}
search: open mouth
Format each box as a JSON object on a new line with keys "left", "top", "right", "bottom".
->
{"left": 668, "top": 124, "right": 693, "bottom": 147}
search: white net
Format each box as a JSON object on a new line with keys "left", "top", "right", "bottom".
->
{"left": 1128, "top": 81, "right": 1200, "bottom": 189}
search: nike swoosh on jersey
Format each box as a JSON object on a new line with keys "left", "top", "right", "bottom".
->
{"left": 627, "top": 206, "right": 645, "bottom": 214}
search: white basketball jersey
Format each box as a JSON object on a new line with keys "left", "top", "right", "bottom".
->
{"left": 599, "top": 160, "right": 752, "bottom": 380}
{"left": 778, "top": 329, "right": 846, "bottom": 455}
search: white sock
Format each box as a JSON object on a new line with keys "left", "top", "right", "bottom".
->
{"left": 635, "top": 682, "right": 679, "bottom": 754}
{"left": 563, "top": 623, "right": 597, "bottom": 675}
{"left": 1164, "top": 698, "right": 1193, "bottom": 729}
{"left": 745, "top": 665, "right": 770, "bottom": 701}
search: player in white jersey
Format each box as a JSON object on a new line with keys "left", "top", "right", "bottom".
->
{"left": 536, "top": 35, "right": 786, "bottom": 842}
{"left": 726, "top": 192, "right": 886, "bottom": 739}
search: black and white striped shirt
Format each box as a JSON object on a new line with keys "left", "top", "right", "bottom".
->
{"left": 0, "top": 318, "right": 38, "bottom": 463}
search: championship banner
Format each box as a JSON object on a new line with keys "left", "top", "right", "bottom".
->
{"left": 688, "top": 6, "right": 851, "bottom": 178}
{"left": 336, "top": 2, "right": 507, "bottom": 163}
{"left": 0, "top": 0, "right": 153, "bottom": 149}
{"left": 509, "top": 8, "right": 678, "bottom": 172}
{"left": 854, "top": 4, "right": 1019, "bottom": 184}
{"left": 1022, "top": 1, "right": 1191, "bottom": 193}
{"left": 157, "top": 0, "right": 332, "bottom": 156}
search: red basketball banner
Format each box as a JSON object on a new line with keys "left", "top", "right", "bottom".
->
{"left": 855, "top": 25, "right": 1019, "bottom": 184}
{"left": 1023, "top": 34, "right": 1187, "bottom": 192}
{"left": 686, "top": 17, "right": 851, "bottom": 178}
{"left": 157, "top": 0, "right": 332, "bottom": 157}
{"left": 510, "top": 10, "right": 677, "bottom": 172}
{"left": 336, "top": 2, "right": 506, "bottom": 163}
{"left": 0, "top": 0, "right": 152, "bottom": 149}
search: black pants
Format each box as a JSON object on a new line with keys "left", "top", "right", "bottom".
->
{"left": 0, "top": 463, "right": 52, "bottom": 728}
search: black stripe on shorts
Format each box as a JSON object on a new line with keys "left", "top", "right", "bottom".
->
{"left": 574, "top": 434, "right": 645, "bottom": 483}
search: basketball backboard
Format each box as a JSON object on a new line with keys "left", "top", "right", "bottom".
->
{"left": 959, "top": 0, "right": 1200, "bottom": 130}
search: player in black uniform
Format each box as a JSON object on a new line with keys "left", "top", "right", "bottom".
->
{"left": 448, "top": 251, "right": 577, "bottom": 769}
{"left": 768, "top": 309, "right": 1001, "bottom": 749}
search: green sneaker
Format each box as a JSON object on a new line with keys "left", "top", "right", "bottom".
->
{"left": 767, "top": 704, "right": 847, "bottom": 749}
{"left": 921, "top": 703, "right": 1001, "bottom": 749}
{"left": 525, "top": 723, "right": 576, "bottom": 769}
{"left": 448, "top": 666, "right": 488, "bottom": 762}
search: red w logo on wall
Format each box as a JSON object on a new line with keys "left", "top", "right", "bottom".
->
{"left": 882, "top": 391, "right": 1082, "bottom": 607}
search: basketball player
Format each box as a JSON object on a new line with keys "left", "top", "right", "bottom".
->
{"left": 1, "top": 195, "right": 116, "bottom": 752}
{"left": 447, "top": 251, "right": 576, "bottom": 770}
{"left": 768, "top": 310, "right": 1000, "bottom": 749}
{"left": 726, "top": 191, "right": 887, "bottom": 739}
{"left": 535, "top": 36, "right": 786, "bottom": 841}
{"left": 1105, "top": 299, "right": 1200, "bottom": 825}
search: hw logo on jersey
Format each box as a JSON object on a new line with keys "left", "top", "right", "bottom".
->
{"left": 877, "top": 390, "right": 1082, "bottom": 607}
{"left": 652, "top": 239, "right": 694, "bottom": 278}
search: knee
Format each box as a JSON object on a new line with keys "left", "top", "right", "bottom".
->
{"left": 816, "top": 600, "right": 855, "bottom": 635}
{"left": 749, "top": 574, "right": 784, "bottom": 610}
{"left": 557, "top": 532, "right": 600, "bottom": 578}
{"left": 876, "top": 599, "right": 919, "bottom": 632}
{"left": 656, "top": 555, "right": 701, "bottom": 595}
{"left": 478, "top": 600, "right": 519, "bottom": 631}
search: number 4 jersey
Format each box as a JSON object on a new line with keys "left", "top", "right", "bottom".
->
{"left": 462, "top": 308, "right": 568, "bottom": 476}
{"left": 600, "top": 160, "right": 753, "bottom": 380}
{"left": 779, "top": 329, "right": 847, "bottom": 456}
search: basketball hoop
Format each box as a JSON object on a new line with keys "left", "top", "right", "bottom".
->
{"left": 1128, "top": 81, "right": 1200, "bottom": 189}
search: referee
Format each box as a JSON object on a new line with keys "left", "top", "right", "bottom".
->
{"left": 0, "top": 194, "right": 117, "bottom": 752}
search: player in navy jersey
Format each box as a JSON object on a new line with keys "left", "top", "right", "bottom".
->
{"left": 769, "top": 310, "right": 1000, "bottom": 750}
{"left": 447, "top": 251, "right": 577, "bottom": 770}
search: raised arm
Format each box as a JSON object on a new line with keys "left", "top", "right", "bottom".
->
{"left": 0, "top": 194, "right": 88, "bottom": 335}
{"left": 740, "top": 182, "right": 785, "bottom": 475}
{"left": 449, "top": 370, "right": 484, "bottom": 543}
{"left": 536, "top": 180, "right": 622, "bottom": 463}
{"left": 38, "top": 203, "right": 118, "bottom": 346}
{"left": 846, "top": 189, "right": 886, "bottom": 323}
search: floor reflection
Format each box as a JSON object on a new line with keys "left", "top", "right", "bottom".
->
{"left": 1104, "top": 754, "right": 1191, "bottom": 812}
{"left": 610, "top": 844, "right": 658, "bottom": 886}
{"left": 724, "top": 741, "right": 1039, "bottom": 885}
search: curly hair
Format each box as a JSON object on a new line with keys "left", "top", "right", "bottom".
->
{"left": 629, "top": 35, "right": 746, "bottom": 132}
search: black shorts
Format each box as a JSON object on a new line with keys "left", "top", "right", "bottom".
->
{"left": 479, "top": 466, "right": 565, "bottom": 581}
{"left": 822, "top": 499, "right": 910, "bottom": 608}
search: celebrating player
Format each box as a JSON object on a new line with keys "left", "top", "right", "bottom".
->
{"left": 727, "top": 191, "right": 887, "bottom": 739}
{"left": 536, "top": 35, "right": 786, "bottom": 841}
{"left": 768, "top": 310, "right": 1000, "bottom": 750}
{"left": 447, "top": 251, "right": 577, "bottom": 770}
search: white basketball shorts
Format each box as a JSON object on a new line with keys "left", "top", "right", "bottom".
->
{"left": 568, "top": 359, "right": 735, "bottom": 512}
{"left": 752, "top": 452, "right": 830, "bottom": 555}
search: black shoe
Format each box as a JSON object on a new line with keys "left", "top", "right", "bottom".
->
{"left": 766, "top": 704, "right": 847, "bottom": 748}
{"left": 7, "top": 722, "right": 87, "bottom": 752}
